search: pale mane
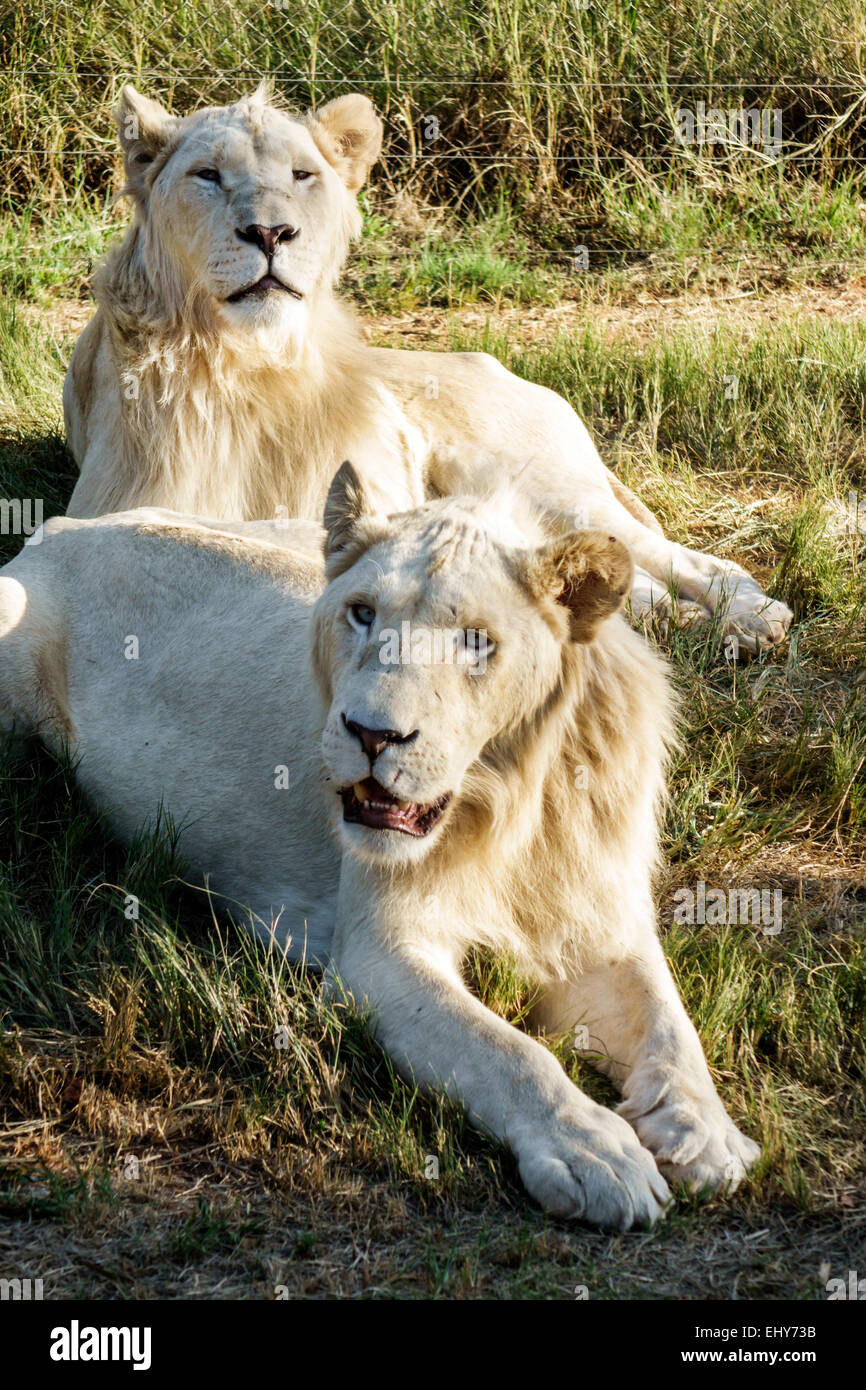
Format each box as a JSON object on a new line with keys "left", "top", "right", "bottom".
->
{"left": 85, "top": 235, "right": 382, "bottom": 520}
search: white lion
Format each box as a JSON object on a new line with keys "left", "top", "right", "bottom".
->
{"left": 0, "top": 469, "right": 760, "bottom": 1227}
{"left": 63, "top": 84, "right": 792, "bottom": 653}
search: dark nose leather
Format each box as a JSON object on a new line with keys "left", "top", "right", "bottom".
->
{"left": 342, "top": 716, "right": 418, "bottom": 764}
{"left": 236, "top": 223, "right": 299, "bottom": 256}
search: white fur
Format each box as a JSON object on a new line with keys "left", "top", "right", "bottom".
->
{"left": 63, "top": 87, "right": 792, "bottom": 655}
{"left": 0, "top": 488, "right": 760, "bottom": 1228}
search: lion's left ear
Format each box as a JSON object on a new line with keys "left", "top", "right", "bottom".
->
{"left": 306, "top": 94, "right": 383, "bottom": 191}
{"left": 523, "top": 530, "right": 634, "bottom": 643}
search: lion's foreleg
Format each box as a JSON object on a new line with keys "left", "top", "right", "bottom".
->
{"left": 533, "top": 939, "right": 760, "bottom": 1194}
{"left": 327, "top": 861, "right": 669, "bottom": 1228}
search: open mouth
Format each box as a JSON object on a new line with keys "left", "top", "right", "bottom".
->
{"left": 226, "top": 274, "right": 303, "bottom": 302}
{"left": 340, "top": 777, "right": 452, "bottom": 837}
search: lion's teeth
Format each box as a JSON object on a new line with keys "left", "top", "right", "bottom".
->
{"left": 353, "top": 786, "right": 416, "bottom": 814}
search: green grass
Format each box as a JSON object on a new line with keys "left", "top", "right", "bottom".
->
{"left": 0, "top": 292, "right": 864, "bottom": 1295}
{"left": 456, "top": 319, "right": 866, "bottom": 495}
{"left": 3, "top": 167, "right": 866, "bottom": 315}
{"left": 1, "top": 3, "right": 866, "bottom": 1297}
{"left": 352, "top": 204, "right": 560, "bottom": 309}
{"left": 4, "top": 1, "right": 866, "bottom": 281}
{"left": 0, "top": 195, "right": 120, "bottom": 303}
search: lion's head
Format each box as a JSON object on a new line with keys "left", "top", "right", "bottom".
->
{"left": 312, "top": 463, "right": 635, "bottom": 867}
{"left": 114, "top": 83, "right": 382, "bottom": 352}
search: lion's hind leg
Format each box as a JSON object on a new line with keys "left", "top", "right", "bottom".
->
{"left": 0, "top": 575, "right": 36, "bottom": 735}
{"left": 571, "top": 486, "right": 792, "bottom": 653}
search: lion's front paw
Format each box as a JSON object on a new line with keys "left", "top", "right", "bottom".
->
{"left": 515, "top": 1101, "right": 671, "bottom": 1230}
{"left": 621, "top": 1090, "right": 760, "bottom": 1195}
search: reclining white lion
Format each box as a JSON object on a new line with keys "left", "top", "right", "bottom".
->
{"left": 63, "top": 83, "right": 792, "bottom": 654}
{"left": 0, "top": 467, "right": 759, "bottom": 1227}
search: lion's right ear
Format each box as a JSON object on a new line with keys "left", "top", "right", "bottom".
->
{"left": 323, "top": 460, "right": 384, "bottom": 577}
{"left": 115, "top": 85, "right": 176, "bottom": 187}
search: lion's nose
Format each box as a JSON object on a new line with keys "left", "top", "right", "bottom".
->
{"left": 236, "top": 223, "right": 299, "bottom": 256}
{"left": 342, "top": 715, "right": 418, "bottom": 764}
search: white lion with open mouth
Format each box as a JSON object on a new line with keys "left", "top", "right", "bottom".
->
{"left": 63, "top": 84, "right": 792, "bottom": 654}
{"left": 0, "top": 467, "right": 760, "bottom": 1227}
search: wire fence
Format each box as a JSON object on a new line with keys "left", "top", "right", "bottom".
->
{"left": 4, "top": 0, "right": 866, "bottom": 215}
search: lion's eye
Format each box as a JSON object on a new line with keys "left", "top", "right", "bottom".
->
{"left": 462, "top": 628, "right": 495, "bottom": 662}
{"left": 348, "top": 603, "right": 376, "bottom": 630}
{"left": 293, "top": 170, "right": 313, "bottom": 182}
{"left": 192, "top": 168, "right": 221, "bottom": 184}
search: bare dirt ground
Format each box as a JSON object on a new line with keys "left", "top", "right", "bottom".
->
{"left": 364, "top": 278, "right": 866, "bottom": 348}
{"left": 21, "top": 275, "right": 866, "bottom": 352}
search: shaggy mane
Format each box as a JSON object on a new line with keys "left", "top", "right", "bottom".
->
{"left": 83, "top": 233, "right": 383, "bottom": 521}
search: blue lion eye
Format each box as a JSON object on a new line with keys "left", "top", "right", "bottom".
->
{"left": 193, "top": 168, "right": 221, "bottom": 184}
{"left": 349, "top": 603, "right": 376, "bottom": 628}
{"left": 293, "top": 170, "right": 313, "bottom": 181}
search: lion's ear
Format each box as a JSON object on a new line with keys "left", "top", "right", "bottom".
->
{"left": 323, "top": 460, "right": 376, "bottom": 566}
{"left": 115, "top": 85, "right": 175, "bottom": 184}
{"left": 246, "top": 79, "right": 273, "bottom": 109}
{"left": 524, "top": 530, "right": 634, "bottom": 643}
{"left": 306, "top": 94, "right": 383, "bottom": 191}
